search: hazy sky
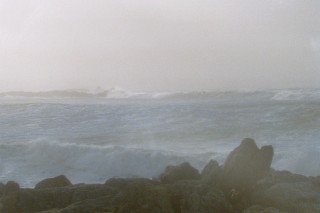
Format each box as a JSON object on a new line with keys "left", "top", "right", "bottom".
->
{"left": 1, "top": 0, "right": 319, "bottom": 92}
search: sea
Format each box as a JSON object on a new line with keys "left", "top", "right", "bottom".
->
{"left": 0, "top": 88, "right": 319, "bottom": 187}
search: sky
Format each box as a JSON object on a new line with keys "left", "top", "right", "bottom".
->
{"left": 0, "top": 0, "right": 319, "bottom": 92}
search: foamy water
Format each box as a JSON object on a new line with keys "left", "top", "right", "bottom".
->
{"left": 0, "top": 88, "right": 319, "bottom": 187}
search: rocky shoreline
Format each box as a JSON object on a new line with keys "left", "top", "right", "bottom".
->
{"left": 1, "top": 138, "right": 319, "bottom": 213}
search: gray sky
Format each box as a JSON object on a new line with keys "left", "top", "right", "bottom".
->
{"left": 1, "top": 0, "right": 319, "bottom": 92}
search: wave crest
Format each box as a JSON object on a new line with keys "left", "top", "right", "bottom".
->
{"left": 0, "top": 140, "right": 215, "bottom": 187}
{"left": 1, "top": 88, "right": 320, "bottom": 101}
{"left": 271, "top": 89, "right": 320, "bottom": 101}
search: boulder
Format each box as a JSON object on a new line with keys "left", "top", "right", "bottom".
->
{"left": 35, "top": 175, "right": 72, "bottom": 190}
{"left": 223, "top": 138, "right": 273, "bottom": 191}
{"left": 201, "top": 160, "right": 222, "bottom": 185}
{"left": 3, "top": 181, "right": 20, "bottom": 196}
{"left": 159, "top": 162, "right": 200, "bottom": 184}
{"left": 1, "top": 138, "right": 318, "bottom": 213}
{"left": 0, "top": 183, "right": 5, "bottom": 197}
{"left": 0, "top": 181, "right": 21, "bottom": 213}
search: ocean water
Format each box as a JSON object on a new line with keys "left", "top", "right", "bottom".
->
{"left": 0, "top": 88, "right": 319, "bottom": 187}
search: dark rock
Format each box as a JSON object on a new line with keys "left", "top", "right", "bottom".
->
{"left": 243, "top": 205, "right": 287, "bottom": 213}
{"left": 252, "top": 181, "right": 320, "bottom": 213}
{"left": 201, "top": 159, "right": 219, "bottom": 178}
{"left": 71, "top": 184, "right": 115, "bottom": 203}
{"left": 111, "top": 178, "right": 174, "bottom": 213}
{"left": 223, "top": 138, "right": 273, "bottom": 191}
{"left": 1, "top": 139, "right": 318, "bottom": 213}
{"left": 105, "top": 177, "right": 158, "bottom": 190}
{"left": 270, "top": 170, "right": 309, "bottom": 183}
{"left": 0, "top": 183, "right": 5, "bottom": 197}
{"left": 0, "top": 184, "right": 115, "bottom": 213}
{"left": 310, "top": 176, "right": 320, "bottom": 186}
{"left": 159, "top": 162, "right": 201, "bottom": 184}
{"left": 254, "top": 170, "right": 310, "bottom": 192}
{"left": 169, "top": 180, "right": 233, "bottom": 213}
{"left": 3, "top": 181, "right": 20, "bottom": 196}
{"left": 35, "top": 175, "right": 72, "bottom": 190}
{"left": 201, "top": 160, "right": 223, "bottom": 185}
{"left": 39, "top": 196, "right": 113, "bottom": 213}
{"left": 0, "top": 181, "right": 21, "bottom": 213}
{"left": 13, "top": 187, "right": 74, "bottom": 212}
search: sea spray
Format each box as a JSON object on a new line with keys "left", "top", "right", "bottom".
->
{"left": 0, "top": 88, "right": 319, "bottom": 187}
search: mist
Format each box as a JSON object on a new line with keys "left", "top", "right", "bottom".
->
{"left": 0, "top": 0, "right": 319, "bottom": 92}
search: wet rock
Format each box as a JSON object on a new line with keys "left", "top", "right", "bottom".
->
{"left": 71, "top": 184, "right": 115, "bottom": 203}
{"left": 201, "top": 159, "right": 222, "bottom": 185}
{"left": 0, "top": 183, "right": 5, "bottom": 197}
{"left": 105, "top": 177, "right": 158, "bottom": 190}
{"left": 270, "top": 170, "right": 309, "bottom": 183}
{"left": 111, "top": 178, "right": 174, "bottom": 213}
{"left": 159, "top": 162, "right": 201, "bottom": 184}
{"left": 223, "top": 138, "right": 273, "bottom": 191}
{"left": 1, "top": 138, "right": 318, "bottom": 213}
{"left": 0, "top": 181, "right": 21, "bottom": 213}
{"left": 243, "top": 205, "right": 287, "bottom": 213}
{"left": 310, "top": 176, "right": 320, "bottom": 186}
{"left": 169, "top": 180, "right": 233, "bottom": 213}
{"left": 39, "top": 196, "right": 113, "bottom": 213}
{"left": 35, "top": 175, "right": 72, "bottom": 190}
{"left": 252, "top": 181, "right": 320, "bottom": 213}
{"left": 254, "top": 170, "right": 310, "bottom": 192}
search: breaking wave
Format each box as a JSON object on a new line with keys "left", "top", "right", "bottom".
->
{"left": 0, "top": 139, "right": 218, "bottom": 187}
{"left": 271, "top": 88, "right": 320, "bottom": 101}
{"left": 1, "top": 88, "right": 320, "bottom": 101}
{"left": 0, "top": 87, "right": 319, "bottom": 187}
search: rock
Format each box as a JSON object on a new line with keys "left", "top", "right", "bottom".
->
{"left": 159, "top": 162, "right": 201, "bottom": 184}
{"left": 39, "top": 179, "right": 173, "bottom": 213}
{"left": 39, "top": 196, "right": 113, "bottom": 213}
{"left": 201, "top": 160, "right": 222, "bottom": 185}
{"left": 105, "top": 177, "right": 158, "bottom": 190}
{"left": 0, "top": 184, "right": 115, "bottom": 213}
{"left": 169, "top": 180, "right": 233, "bottom": 213}
{"left": 4, "top": 187, "right": 74, "bottom": 213}
{"left": 252, "top": 181, "right": 320, "bottom": 213}
{"left": 35, "top": 175, "right": 72, "bottom": 189}
{"left": 270, "top": 170, "right": 309, "bottom": 183}
{"left": 3, "top": 181, "right": 20, "bottom": 196}
{"left": 36, "top": 184, "right": 116, "bottom": 213}
{"left": 71, "top": 184, "right": 116, "bottom": 203}
{"left": 255, "top": 170, "right": 310, "bottom": 192}
{"left": 111, "top": 178, "right": 174, "bottom": 213}
{"left": 0, "top": 183, "right": 5, "bottom": 197}
{"left": 0, "top": 181, "right": 21, "bottom": 213}
{"left": 223, "top": 138, "right": 273, "bottom": 191}
{"left": 243, "top": 205, "right": 286, "bottom": 213}
{"left": 310, "top": 176, "right": 320, "bottom": 186}
{"left": 1, "top": 138, "right": 318, "bottom": 213}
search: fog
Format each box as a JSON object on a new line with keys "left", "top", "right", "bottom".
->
{"left": 0, "top": 0, "right": 319, "bottom": 92}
